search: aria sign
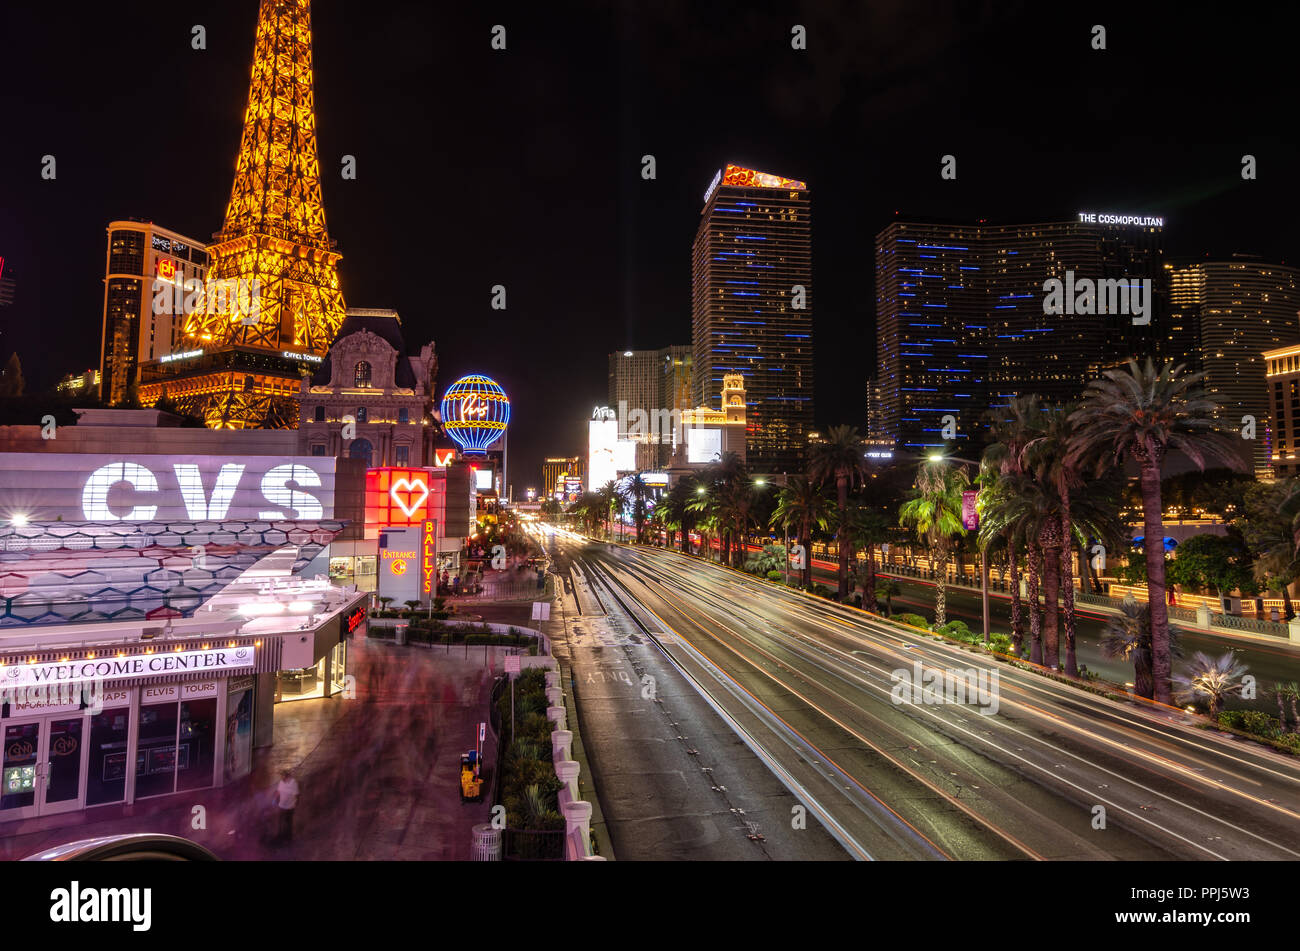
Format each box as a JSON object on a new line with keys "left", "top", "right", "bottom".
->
{"left": 0, "top": 646, "right": 255, "bottom": 689}
{"left": 0, "top": 455, "right": 336, "bottom": 523}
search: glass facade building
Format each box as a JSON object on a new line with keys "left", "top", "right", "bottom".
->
{"left": 876, "top": 217, "right": 1169, "bottom": 454}
{"left": 1180, "top": 258, "right": 1300, "bottom": 475}
{"left": 692, "top": 165, "right": 813, "bottom": 473}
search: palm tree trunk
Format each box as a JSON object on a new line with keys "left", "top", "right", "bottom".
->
{"left": 836, "top": 475, "right": 850, "bottom": 600}
{"left": 1042, "top": 542, "right": 1060, "bottom": 669}
{"left": 934, "top": 545, "right": 949, "bottom": 627}
{"left": 1009, "top": 545, "right": 1024, "bottom": 653}
{"left": 1283, "top": 582, "right": 1295, "bottom": 622}
{"left": 1060, "top": 501, "right": 1078, "bottom": 678}
{"left": 1139, "top": 453, "right": 1173, "bottom": 704}
{"left": 801, "top": 520, "right": 813, "bottom": 588}
{"left": 1087, "top": 543, "right": 1104, "bottom": 593}
{"left": 865, "top": 544, "right": 878, "bottom": 612}
{"left": 1028, "top": 540, "right": 1043, "bottom": 665}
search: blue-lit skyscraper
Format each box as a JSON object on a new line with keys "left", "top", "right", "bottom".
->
{"left": 692, "top": 164, "right": 813, "bottom": 473}
{"left": 876, "top": 217, "right": 1167, "bottom": 454}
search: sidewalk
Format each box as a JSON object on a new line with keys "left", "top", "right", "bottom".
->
{"left": 537, "top": 560, "right": 616, "bottom": 860}
{"left": 0, "top": 634, "right": 497, "bottom": 861}
{"left": 871, "top": 565, "right": 1300, "bottom": 650}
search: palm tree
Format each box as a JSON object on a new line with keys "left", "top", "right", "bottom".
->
{"left": 627, "top": 473, "right": 650, "bottom": 544}
{"left": 1100, "top": 595, "right": 1164, "bottom": 699}
{"left": 876, "top": 578, "right": 901, "bottom": 617}
{"left": 1173, "top": 651, "right": 1250, "bottom": 717}
{"left": 898, "top": 458, "right": 968, "bottom": 627}
{"left": 1239, "top": 479, "right": 1299, "bottom": 621}
{"left": 977, "top": 477, "right": 1026, "bottom": 654}
{"left": 1276, "top": 682, "right": 1300, "bottom": 732}
{"left": 808, "top": 425, "right": 869, "bottom": 600}
{"left": 1273, "top": 682, "right": 1295, "bottom": 732}
{"left": 1068, "top": 358, "right": 1242, "bottom": 704}
{"left": 980, "top": 396, "right": 1044, "bottom": 654}
{"left": 654, "top": 485, "right": 686, "bottom": 552}
{"left": 770, "top": 476, "right": 832, "bottom": 588}
{"left": 687, "top": 486, "right": 717, "bottom": 561}
{"left": 849, "top": 505, "right": 891, "bottom": 612}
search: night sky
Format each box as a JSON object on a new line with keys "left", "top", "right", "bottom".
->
{"left": 2, "top": 1, "right": 1298, "bottom": 490}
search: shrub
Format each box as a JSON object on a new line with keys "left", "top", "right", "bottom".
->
{"left": 767, "top": 570, "right": 783, "bottom": 582}
{"left": 1218, "top": 709, "right": 1284, "bottom": 738}
{"left": 810, "top": 584, "right": 832, "bottom": 599}
{"left": 894, "top": 613, "right": 929, "bottom": 630}
{"left": 987, "top": 633, "right": 1013, "bottom": 655}
{"left": 936, "top": 620, "right": 974, "bottom": 642}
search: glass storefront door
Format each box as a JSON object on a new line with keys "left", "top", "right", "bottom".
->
{"left": 135, "top": 699, "right": 179, "bottom": 799}
{"left": 86, "top": 708, "right": 130, "bottom": 807}
{"left": 1, "top": 721, "right": 41, "bottom": 819}
{"left": 42, "top": 717, "right": 87, "bottom": 815}
{"left": 0, "top": 716, "right": 89, "bottom": 819}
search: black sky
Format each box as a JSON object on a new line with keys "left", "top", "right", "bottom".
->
{"left": 2, "top": 1, "right": 1299, "bottom": 489}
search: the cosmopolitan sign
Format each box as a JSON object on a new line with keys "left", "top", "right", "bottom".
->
{"left": 1077, "top": 212, "right": 1164, "bottom": 227}
{"left": 0, "top": 454, "right": 337, "bottom": 523}
{"left": 1, "top": 646, "right": 254, "bottom": 689}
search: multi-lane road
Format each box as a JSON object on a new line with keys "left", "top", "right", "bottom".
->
{"left": 540, "top": 528, "right": 1300, "bottom": 861}
{"left": 797, "top": 553, "right": 1300, "bottom": 701}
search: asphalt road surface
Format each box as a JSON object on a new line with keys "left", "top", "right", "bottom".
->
{"left": 800, "top": 553, "right": 1300, "bottom": 709}
{"left": 540, "top": 528, "right": 1300, "bottom": 861}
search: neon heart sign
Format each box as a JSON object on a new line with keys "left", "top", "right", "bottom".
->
{"left": 389, "top": 477, "right": 429, "bottom": 518}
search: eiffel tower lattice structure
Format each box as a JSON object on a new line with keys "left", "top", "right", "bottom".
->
{"left": 138, "top": 0, "right": 346, "bottom": 430}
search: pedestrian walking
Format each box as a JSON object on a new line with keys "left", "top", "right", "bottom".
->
{"left": 272, "top": 769, "right": 300, "bottom": 843}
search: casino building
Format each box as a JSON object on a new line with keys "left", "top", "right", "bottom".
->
{"left": 0, "top": 431, "right": 368, "bottom": 822}
{"left": 99, "top": 220, "right": 210, "bottom": 406}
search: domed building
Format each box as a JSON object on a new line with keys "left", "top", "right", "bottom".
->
{"left": 297, "top": 308, "right": 437, "bottom": 467}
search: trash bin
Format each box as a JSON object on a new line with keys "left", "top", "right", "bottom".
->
{"left": 395, "top": 622, "right": 407, "bottom": 646}
{"left": 471, "top": 823, "right": 501, "bottom": 861}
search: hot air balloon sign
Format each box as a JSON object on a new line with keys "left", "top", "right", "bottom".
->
{"left": 441, "top": 375, "right": 510, "bottom": 454}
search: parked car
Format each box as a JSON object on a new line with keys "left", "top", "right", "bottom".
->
{"left": 23, "top": 834, "right": 220, "bottom": 861}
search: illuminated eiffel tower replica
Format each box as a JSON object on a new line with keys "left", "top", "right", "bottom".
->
{"left": 138, "top": 0, "right": 346, "bottom": 429}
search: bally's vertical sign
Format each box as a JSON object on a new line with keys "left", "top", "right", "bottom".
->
{"left": 422, "top": 519, "right": 437, "bottom": 604}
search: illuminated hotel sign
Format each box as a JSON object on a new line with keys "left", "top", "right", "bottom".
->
{"left": 0, "top": 455, "right": 336, "bottom": 523}
{"left": 155, "top": 258, "right": 177, "bottom": 281}
{"left": 160, "top": 349, "right": 203, "bottom": 363}
{"left": 421, "top": 518, "right": 437, "bottom": 601}
{"left": 432, "top": 449, "right": 456, "bottom": 468}
{"left": 703, "top": 168, "right": 722, "bottom": 204}
{"left": 0, "top": 646, "right": 254, "bottom": 689}
{"left": 1077, "top": 212, "right": 1164, "bottom": 227}
{"left": 282, "top": 350, "right": 323, "bottom": 362}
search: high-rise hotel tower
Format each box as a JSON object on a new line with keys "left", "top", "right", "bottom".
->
{"left": 692, "top": 164, "right": 812, "bottom": 473}
{"left": 876, "top": 214, "right": 1168, "bottom": 455}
